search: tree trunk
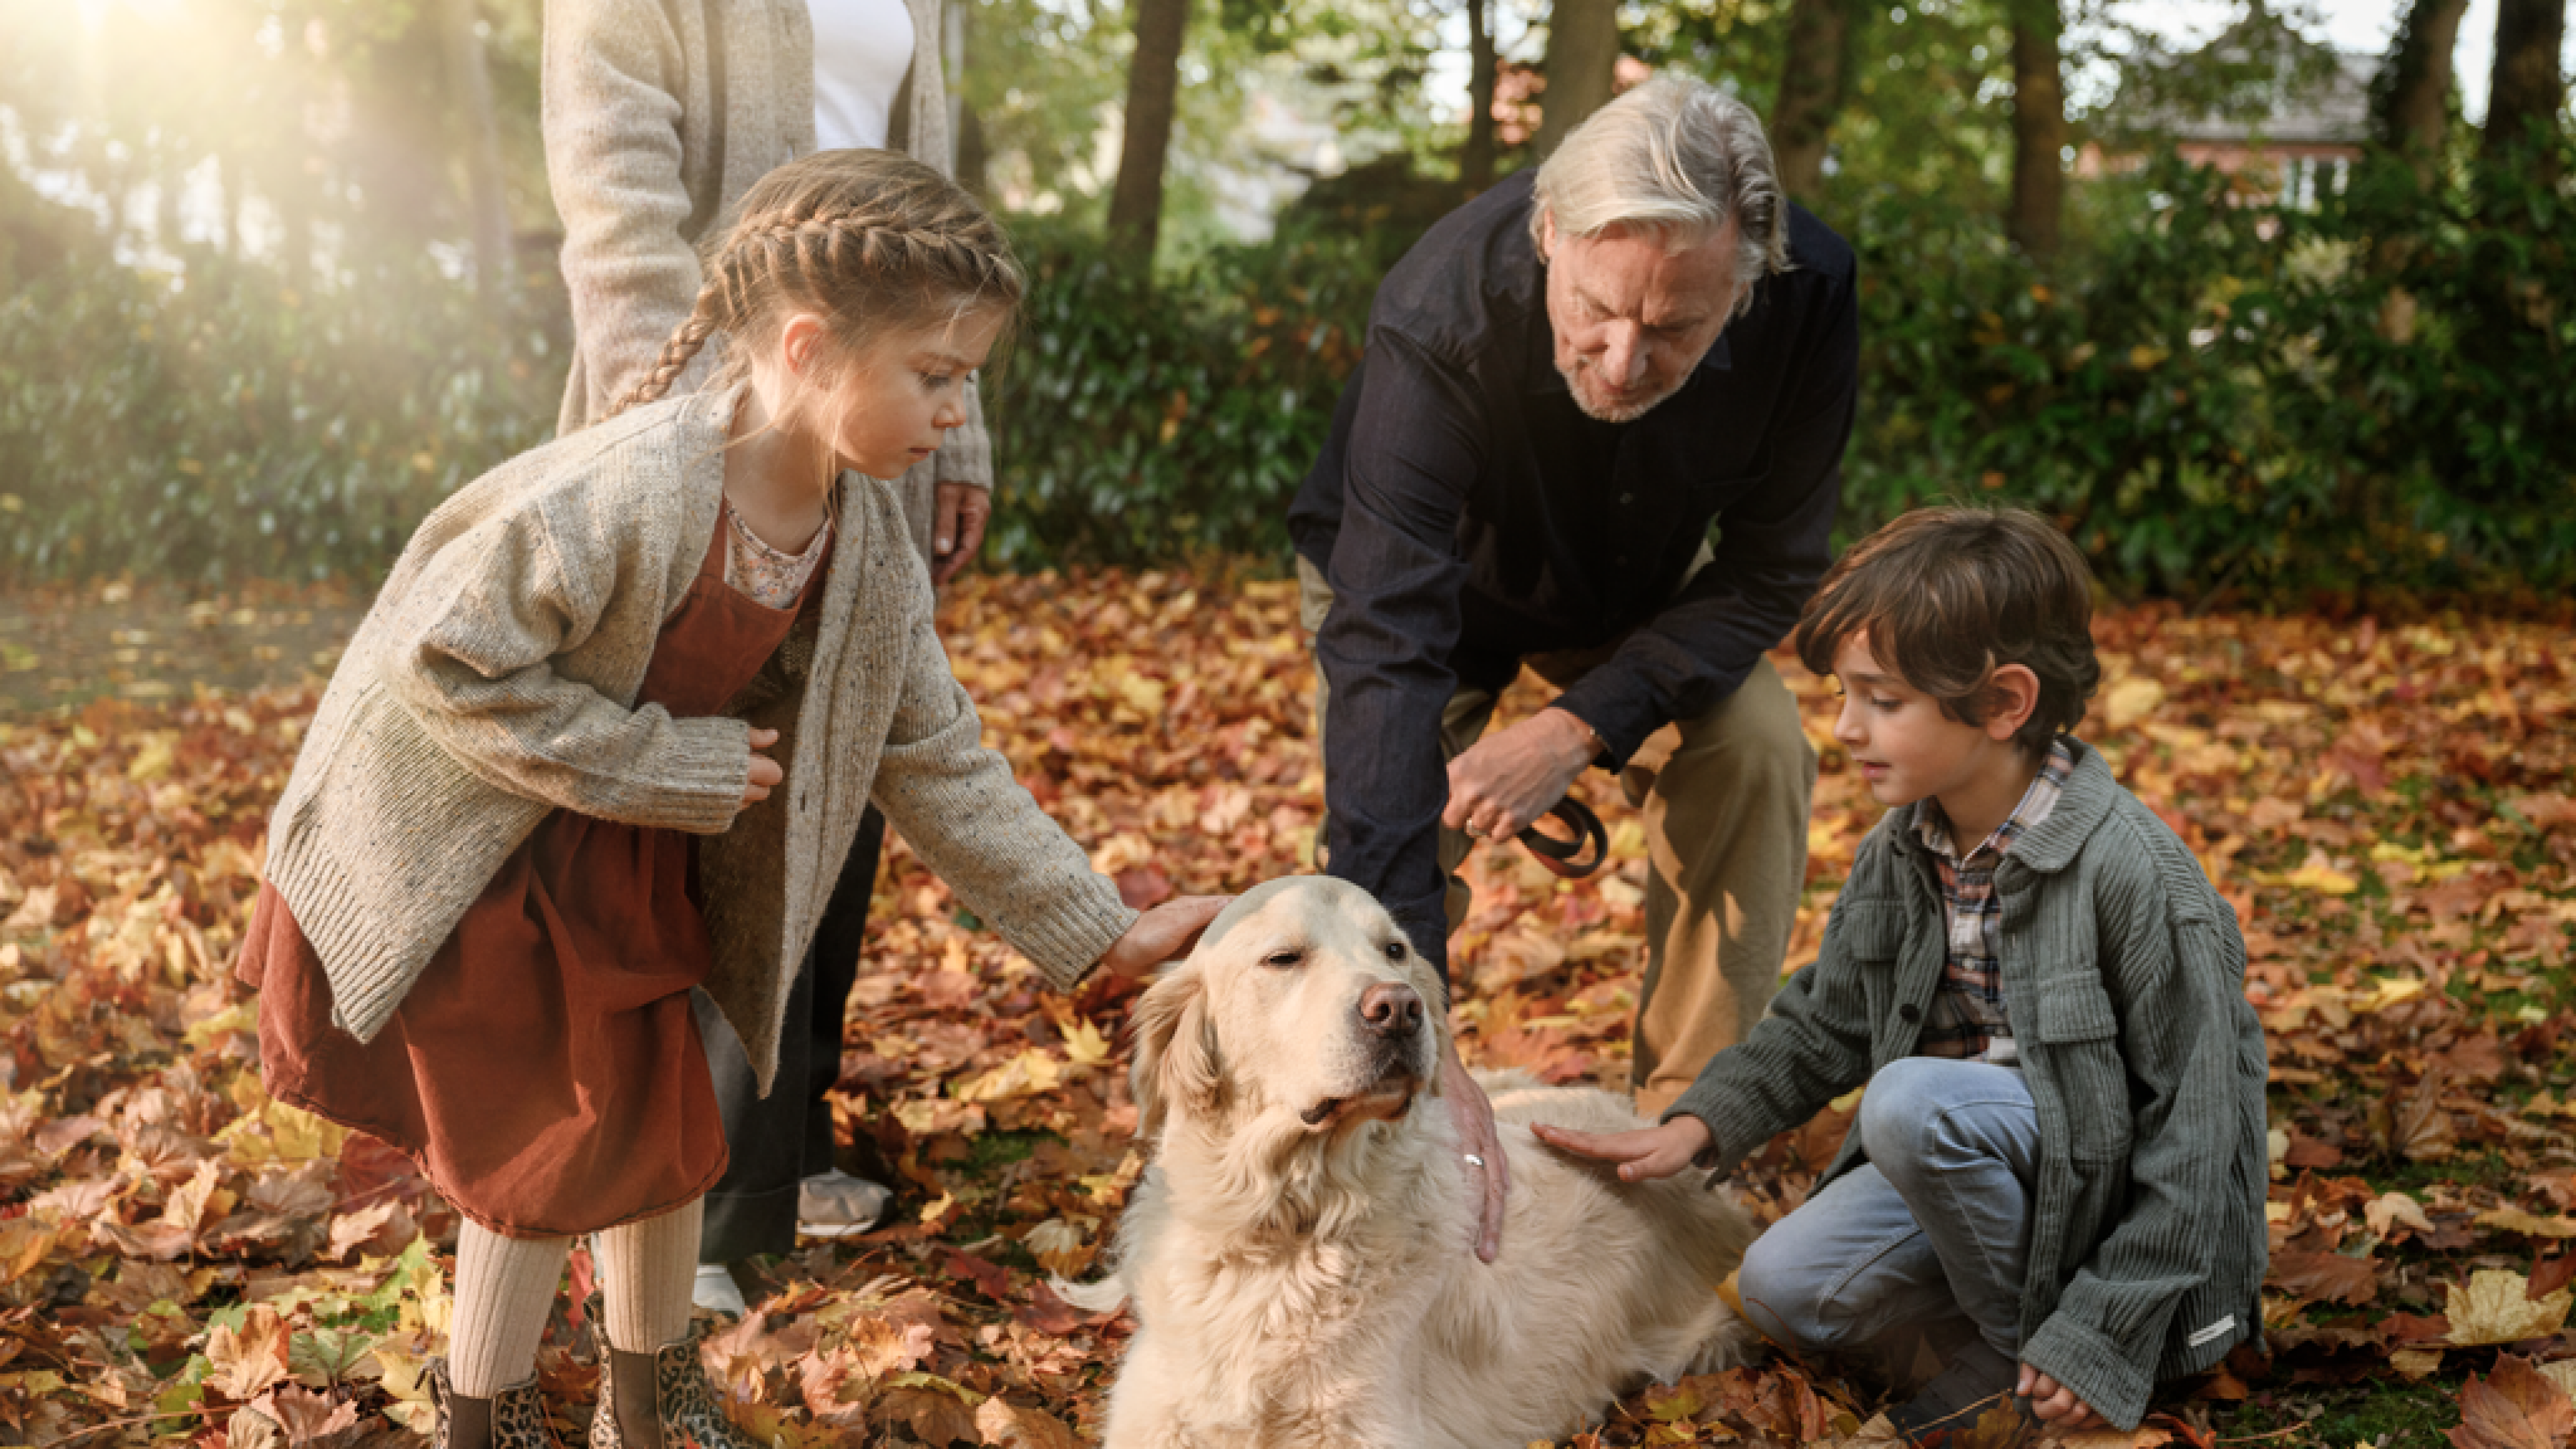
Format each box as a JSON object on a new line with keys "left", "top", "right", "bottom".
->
{"left": 2375, "top": 0, "right": 2470, "bottom": 185}
{"left": 1460, "top": 0, "right": 1499, "bottom": 191}
{"left": 1534, "top": 0, "right": 1619, "bottom": 158}
{"left": 2483, "top": 0, "right": 2567, "bottom": 177}
{"left": 440, "top": 0, "right": 513, "bottom": 305}
{"left": 1107, "top": 0, "right": 1189, "bottom": 264}
{"left": 1771, "top": 0, "right": 1860, "bottom": 204}
{"left": 2006, "top": 0, "right": 2065, "bottom": 262}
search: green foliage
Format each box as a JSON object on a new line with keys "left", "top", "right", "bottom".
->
{"left": 1844, "top": 146, "right": 2576, "bottom": 597}
{"left": 981, "top": 217, "right": 1374, "bottom": 570}
{"left": 0, "top": 250, "right": 557, "bottom": 585}
{"left": 5, "top": 143, "right": 2565, "bottom": 600}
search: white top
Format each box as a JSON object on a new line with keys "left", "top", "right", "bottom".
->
{"left": 810, "top": 0, "right": 917, "bottom": 151}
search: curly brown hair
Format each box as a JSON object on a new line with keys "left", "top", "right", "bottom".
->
{"left": 604, "top": 148, "right": 1023, "bottom": 424}
{"left": 1791, "top": 506, "right": 2100, "bottom": 756}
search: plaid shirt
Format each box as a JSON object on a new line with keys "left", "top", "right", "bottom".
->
{"left": 1911, "top": 737, "right": 2078, "bottom": 1064}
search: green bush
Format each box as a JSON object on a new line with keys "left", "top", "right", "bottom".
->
{"left": 0, "top": 250, "right": 559, "bottom": 586}
{"left": 5, "top": 148, "right": 2567, "bottom": 597}
{"left": 1843, "top": 147, "right": 2575, "bottom": 596}
{"left": 981, "top": 217, "right": 1375, "bottom": 571}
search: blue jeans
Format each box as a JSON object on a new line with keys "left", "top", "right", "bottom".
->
{"left": 1736, "top": 1058, "right": 2039, "bottom": 1377}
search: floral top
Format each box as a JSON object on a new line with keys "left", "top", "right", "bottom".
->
{"left": 722, "top": 502, "right": 833, "bottom": 610}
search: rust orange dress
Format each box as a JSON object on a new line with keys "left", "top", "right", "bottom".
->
{"left": 237, "top": 522, "right": 830, "bottom": 1239}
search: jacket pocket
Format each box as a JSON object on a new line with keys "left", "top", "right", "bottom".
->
{"left": 2033, "top": 975, "right": 2133, "bottom": 1161}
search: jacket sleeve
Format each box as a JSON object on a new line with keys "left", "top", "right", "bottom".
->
{"left": 382, "top": 506, "right": 751, "bottom": 833}
{"left": 1313, "top": 330, "right": 1485, "bottom": 983}
{"left": 543, "top": 0, "right": 712, "bottom": 422}
{"left": 2017, "top": 843, "right": 2255, "bottom": 1430}
{"left": 1661, "top": 853, "right": 1888, "bottom": 1172}
{"left": 867, "top": 588, "right": 1137, "bottom": 989}
{"left": 1548, "top": 264, "right": 1856, "bottom": 763}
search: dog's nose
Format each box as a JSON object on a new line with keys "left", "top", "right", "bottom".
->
{"left": 1358, "top": 981, "right": 1424, "bottom": 1039}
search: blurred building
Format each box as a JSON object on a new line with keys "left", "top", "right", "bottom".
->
{"left": 2081, "top": 41, "right": 2375, "bottom": 209}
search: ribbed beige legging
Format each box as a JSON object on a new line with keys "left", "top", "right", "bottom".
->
{"left": 447, "top": 1199, "right": 702, "bottom": 1397}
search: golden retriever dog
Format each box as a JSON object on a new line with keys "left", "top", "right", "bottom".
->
{"left": 1065, "top": 876, "right": 1759, "bottom": 1449}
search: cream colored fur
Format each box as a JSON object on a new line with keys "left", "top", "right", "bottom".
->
{"left": 1068, "top": 877, "right": 1760, "bottom": 1449}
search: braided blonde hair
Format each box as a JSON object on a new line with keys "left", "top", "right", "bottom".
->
{"left": 606, "top": 150, "right": 1024, "bottom": 423}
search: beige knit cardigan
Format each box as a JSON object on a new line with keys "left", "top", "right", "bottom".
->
{"left": 543, "top": 0, "right": 989, "bottom": 564}
{"left": 261, "top": 388, "right": 1134, "bottom": 1093}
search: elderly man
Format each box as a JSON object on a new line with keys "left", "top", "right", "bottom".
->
{"left": 1287, "top": 75, "right": 1857, "bottom": 1254}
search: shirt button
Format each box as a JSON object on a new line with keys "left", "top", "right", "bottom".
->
{"left": 1615, "top": 553, "right": 1629, "bottom": 566}
{"left": 1619, "top": 492, "right": 1635, "bottom": 505}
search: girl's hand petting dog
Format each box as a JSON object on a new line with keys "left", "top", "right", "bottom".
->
{"left": 1529, "top": 1114, "right": 1713, "bottom": 1183}
{"left": 1099, "top": 896, "right": 1232, "bottom": 981}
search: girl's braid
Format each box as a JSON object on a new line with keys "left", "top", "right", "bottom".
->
{"left": 596, "top": 152, "right": 1020, "bottom": 424}
{"left": 604, "top": 273, "right": 731, "bottom": 420}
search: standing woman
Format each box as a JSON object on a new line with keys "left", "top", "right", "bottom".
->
{"left": 544, "top": 0, "right": 987, "bottom": 1310}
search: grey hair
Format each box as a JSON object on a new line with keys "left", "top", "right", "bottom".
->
{"left": 1530, "top": 74, "right": 1791, "bottom": 318}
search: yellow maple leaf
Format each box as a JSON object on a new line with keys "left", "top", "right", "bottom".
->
{"left": 2281, "top": 861, "right": 2359, "bottom": 896}
{"left": 2474, "top": 1208, "right": 2576, "bottom": 1238}
{"left": 1059, "top": 1015, "right": 1114, "bottom": 1067}
{"left": 2101, "top": 676, "right": 2167, "bottom": 732}
{"left": 125, "top": 733, "right": 177, "bottom": 783}
{"left": 2389, "top": 1348, "right": 2444, "bottom": 1380}
{"left": 959, "top": 1049, "right": 1063, "bottom": 1104}
{"left": 2444, "top": 1269, "right": 2573, "bottom": 1346}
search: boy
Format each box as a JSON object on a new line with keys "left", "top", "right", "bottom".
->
{"left": 1533, "top": 507, "right": 2267, "bottom": 1439}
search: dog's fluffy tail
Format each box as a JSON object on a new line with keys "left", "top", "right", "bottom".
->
{"left": 1050, "top": 1273, "right": 1129, "bottom": 1314}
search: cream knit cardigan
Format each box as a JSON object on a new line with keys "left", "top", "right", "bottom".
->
{"left": 262, "top": 388, "right": 1134, "bottom": 1093}
{"left": 543, "top": 0, "right": 989, "bottom": 564}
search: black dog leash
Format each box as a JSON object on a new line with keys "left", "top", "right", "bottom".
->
{"left": 1512, "top": 797, "right": 1610, "bottom": 879}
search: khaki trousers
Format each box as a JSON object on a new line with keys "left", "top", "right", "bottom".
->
{"left": 1298, "top": 555, "right": 1817, "bottom": 1116}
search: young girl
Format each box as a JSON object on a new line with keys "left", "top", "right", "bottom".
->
{"left": 237, "top": 150, "right": 1224, "bottom": 1449}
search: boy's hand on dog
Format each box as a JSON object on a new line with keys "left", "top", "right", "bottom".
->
{"left": 1443, "top": 708, "right": 1595, "bottom": 843}
{"left": 1100, "top": 896, "right": 1232, "bottom": 980}
{"left": 742, "top": 728, "right": 784, "bottom": 806}
{"left": 2017, "top": 1367, "right": 2101, "bottom": 1431}
{"left": 1444, "top": 1042, "right": 1511, "bottom": 1263}
{"left": 1529, "top": 1115, "right": 1711, "bottom": 1183}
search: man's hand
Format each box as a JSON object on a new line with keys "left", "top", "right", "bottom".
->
{"left": 930, "top": 481, "right": 992, "bottom": 586}
{"left": 1442, "top": 707, "right": 1597, "bottom": 843}
{"left": 1097, "top": 896, "right": 1231, "bottom": 981}
{"left": 1444, "top": 1037, "right": 1510, "bottom": 1263}
{"left": 1528, "top": 1114, "right": 1711, "bottom": 1183}
{"left": 2016, "top": 1366, "right": 2102, "bottom": 1432}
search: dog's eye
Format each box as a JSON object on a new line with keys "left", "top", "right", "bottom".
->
{"left": 1263, "top": 950, "right": 1303, "bottom": 969}
{"left": 1382, "top": 941, "right": 1406, "bottom": 961}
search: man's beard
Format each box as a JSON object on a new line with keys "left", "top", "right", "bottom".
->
{"left": 1557, "top": 356, "right": 1686, "bottom": 424}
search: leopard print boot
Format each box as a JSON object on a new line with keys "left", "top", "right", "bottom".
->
{"left": 429, "top": 1358, "right": 561, "bottom": 1449}
{"left": 587, "top": 1339, "right": 759, "bottom": 1449}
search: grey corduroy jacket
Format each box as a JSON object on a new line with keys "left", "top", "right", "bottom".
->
{"left": 543, "top": 0, "right": 989, "bottom": 565}
{"left": 1667, "top": 739, "right": 2267, "bottom": 1430}
{"left": 260, "top": 388, "right": 1133, "bottom": 1095}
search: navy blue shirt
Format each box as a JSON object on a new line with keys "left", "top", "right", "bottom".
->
{"left": 1287, "top": 171, "right": 1858, "bottom": 982}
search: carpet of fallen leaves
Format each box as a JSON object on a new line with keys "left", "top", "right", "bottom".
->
{"left": 2, "top": 572, "right": 2573, "bottom": 1449}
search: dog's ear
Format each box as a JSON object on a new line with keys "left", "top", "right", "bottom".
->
{"left": 1129, "top": 967, "right": 1222, "bottom": 1137}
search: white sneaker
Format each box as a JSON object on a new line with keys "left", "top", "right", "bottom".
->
{"left": 796, "top": 1169, "right": 891, "bottom": 1238}
{"left": 692, "top": 1263, "right": 747, "bottom": 1317}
